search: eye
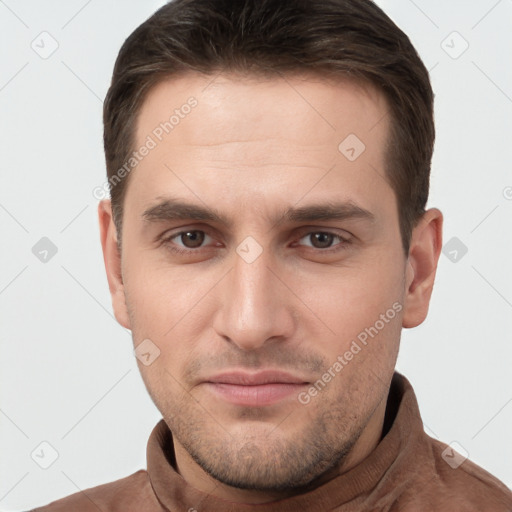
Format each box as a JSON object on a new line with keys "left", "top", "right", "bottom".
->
{"left": 167, "top": 230, "right": 212, "bottom": 249}
{"left": 297, "top": 231, "right": 349, "bottom": 250}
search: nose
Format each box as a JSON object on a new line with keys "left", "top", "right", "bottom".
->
{"left": 212, "top": 245, "right": 296, "bottom": 351}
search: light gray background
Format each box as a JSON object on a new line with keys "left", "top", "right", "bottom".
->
{"left": 1, "top": 0, "right": 511, "bottom": 510}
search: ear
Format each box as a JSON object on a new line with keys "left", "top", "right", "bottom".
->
{"left": 98, "top": 199, "right": 131, "bottom": 330}
{"left": 402, "top": 208, "right": 443, "bottom": 328}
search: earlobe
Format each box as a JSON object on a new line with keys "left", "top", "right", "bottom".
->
{"left": 402, "top": 208, "right": 443, "bottom": 328}
{"left": 98, "top": 200, "right": 131, "bottom": 330}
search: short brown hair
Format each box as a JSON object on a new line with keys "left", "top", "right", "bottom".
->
{"left": 103, "top": 0, "right": 434, "bottom": 253}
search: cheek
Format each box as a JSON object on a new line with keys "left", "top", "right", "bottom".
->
{"left": 295, "top": 256, "right": 405, "bottom": 359}
{"left": 123, "top": 256, "right": 217, "bottom": 373}
{"left": 295, "top": 265, "right": 403, "bottom": 418}
{"left": 123, "top": 252, "right": 198, "bottom": 329}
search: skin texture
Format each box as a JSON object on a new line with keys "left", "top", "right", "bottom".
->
{"left": 99, "top": 72, "right": 443, "bottom": 504}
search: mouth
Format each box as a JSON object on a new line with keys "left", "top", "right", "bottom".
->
{"left": 203, "top": 370, "right": 309, "bottom": 407}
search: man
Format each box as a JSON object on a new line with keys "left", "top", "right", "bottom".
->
{"left": 33, "top": 0, "right": 512, "bottom": 510}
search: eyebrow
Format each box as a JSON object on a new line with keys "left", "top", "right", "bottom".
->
{"left": 283, "top": 202, "right": 375, "bottom": 224}
{"left": 141, "top": 197, "right": 375, "bottom": 227}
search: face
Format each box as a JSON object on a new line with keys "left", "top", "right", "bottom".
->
{"left": 99, "top": 72, "right": 441, "bottom": 501}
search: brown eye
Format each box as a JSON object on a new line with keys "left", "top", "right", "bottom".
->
{"left": 296, "top": 231, "right": 350, "bottom": 252}
{"left": 309, "top": 232, "right": 335, "bottom": 248}
{"left": 180, "top": 230, "right": 205, "bottom": 248}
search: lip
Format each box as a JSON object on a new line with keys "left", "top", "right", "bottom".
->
{"left": 203, "top": 371, "right": 309, "bottom": 407}
{"left": 206, "top": 370, "right": 308, "bottom": 386}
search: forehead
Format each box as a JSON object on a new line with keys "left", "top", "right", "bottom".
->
{"left": 135, "top": 71, "right": 389, "bottom": 153}
{"left": 127, "top": 71, "right": 394, "bottom": 220}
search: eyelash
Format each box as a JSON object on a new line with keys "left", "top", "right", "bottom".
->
{"left": 160, "top": 229, "right": 352, "bottom": 256}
